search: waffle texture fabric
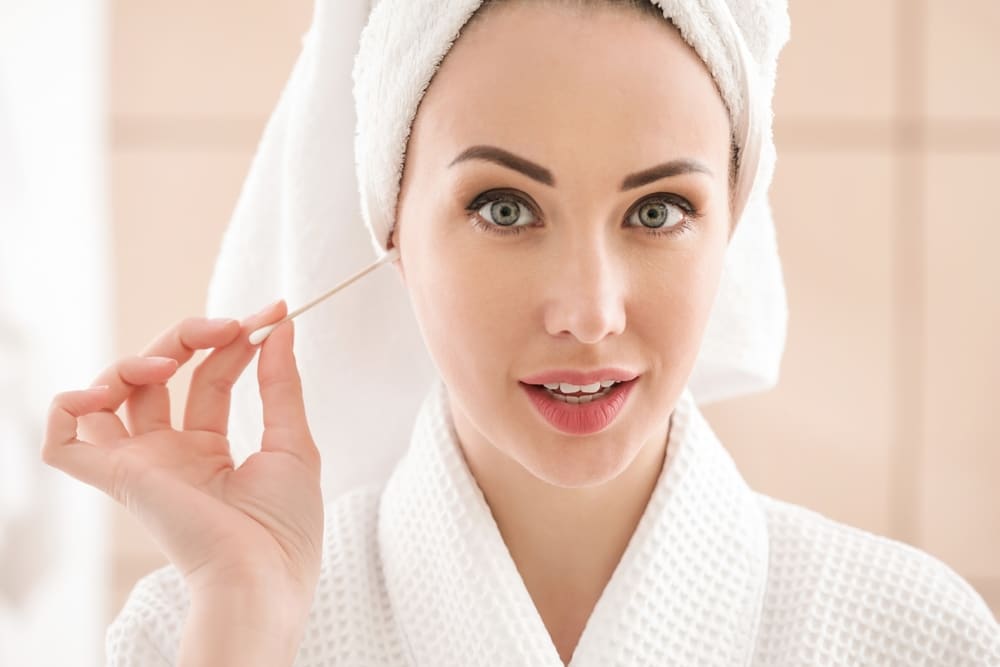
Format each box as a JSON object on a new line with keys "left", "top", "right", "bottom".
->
{"left": 107, "top": 379, "right": 1000, "bottom": 666}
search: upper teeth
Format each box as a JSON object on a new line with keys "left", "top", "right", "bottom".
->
{"left": 542, "top": 380, "right": 620, "bottom": 393}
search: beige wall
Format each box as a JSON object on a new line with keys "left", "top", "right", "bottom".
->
{"left": 106, "top": 0, "right": 1000, "bottom": 639}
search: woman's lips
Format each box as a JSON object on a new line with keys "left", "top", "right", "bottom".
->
{"left": 519, "top": 377, "right": 638, "bottom": 436}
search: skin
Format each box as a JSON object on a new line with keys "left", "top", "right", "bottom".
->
{"left": 390, "top": 1, "right": 733, "bottom": 662}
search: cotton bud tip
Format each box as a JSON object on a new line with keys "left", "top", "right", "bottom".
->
{"left": 249, "top": 324, "right": 276, "bottom": 346}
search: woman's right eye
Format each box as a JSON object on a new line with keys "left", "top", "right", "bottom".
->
{"left": 467, "top": 191, "right": 538, "bottom": 234}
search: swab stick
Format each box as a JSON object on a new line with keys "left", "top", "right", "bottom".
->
{"left": 248, "top": 247, "right": 400, "bottom": 346}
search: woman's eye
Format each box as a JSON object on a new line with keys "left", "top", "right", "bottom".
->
{"left": 474, "top": 194, "right": 536, "bottom": 229}
{"left": 626, "top": 197, "right": 687, "bottom": 230}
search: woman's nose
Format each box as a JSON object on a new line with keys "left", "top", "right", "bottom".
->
{"left": 542, "top": 240, "right": 627, "bottom": 345}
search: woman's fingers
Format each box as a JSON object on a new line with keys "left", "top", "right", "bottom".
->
{"left": 124, "top": 317, "right": 243, "bottom": 434}
{"left": 258, "top": 319, "right": 320, "bottom": 474}
{"left": 42, "top": 387, "right": 117, "bottom": 493}
{"left": 60, "top": 301, "right": 289, "bottom": 465}
{"left": 183, "top": 300, "right": 288, "bottom": 434}
{"left": 78, "top": 356, "right": 179, "bottom": 445}
{"left": 80, "top": 316, "right": 232, "bottom": 441}
{"left": 125, "top": 382, "right": 173, "bottom": 435}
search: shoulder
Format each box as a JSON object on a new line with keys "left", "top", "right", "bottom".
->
{"left": 301, "top": 484, "right": 409, "bottom": 659}
{"left": 753, "top": 494, "right": 1000, "bottom": 666}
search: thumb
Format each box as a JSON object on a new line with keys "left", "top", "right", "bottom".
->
{"left": 258, "top": 319, "right": 319, "bottom": 469}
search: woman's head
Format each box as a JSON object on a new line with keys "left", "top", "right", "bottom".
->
{"left": 390, "top": 0, "right": 734, "bottom": 488}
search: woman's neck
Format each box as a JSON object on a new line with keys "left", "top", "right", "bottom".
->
{"left": 453, "top": 407, "right": 672, "bottom": 660}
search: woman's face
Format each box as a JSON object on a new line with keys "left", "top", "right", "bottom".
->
{"left": 392, "top": 1, "right": 732, "bottom": 488}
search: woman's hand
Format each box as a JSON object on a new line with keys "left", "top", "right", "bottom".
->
{"left": 41, "top": 300, "right": 324, "bottom": 605}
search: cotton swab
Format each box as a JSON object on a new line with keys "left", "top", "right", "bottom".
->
{"left": 248, "top": 247, "right": 401, "bottom": 346}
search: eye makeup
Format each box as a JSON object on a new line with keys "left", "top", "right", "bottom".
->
{"left": 464, "top": 189, "right": 701, "bottom": 239}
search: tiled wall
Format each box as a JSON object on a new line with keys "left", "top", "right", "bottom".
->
{"left": 106, "top": 0, "right": 1000, "bottom": 643}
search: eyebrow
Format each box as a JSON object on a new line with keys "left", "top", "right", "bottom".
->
{"left": 448, "top": 144, "right": 714, "bottom": 191}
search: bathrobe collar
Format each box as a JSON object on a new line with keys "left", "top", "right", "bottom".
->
{"left": 378, "top": 378, "right": 770, "bottom": 666}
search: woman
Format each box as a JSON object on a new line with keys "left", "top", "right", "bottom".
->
{"left": 43, "top": 0, "right": 999, "bottom": 665}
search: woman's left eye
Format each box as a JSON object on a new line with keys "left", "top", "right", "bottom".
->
{"left": 625, "top": 197, "right": 688, "bottom": 232}
{"left": 465, "top": 190, "right": 696, "bottom": 237}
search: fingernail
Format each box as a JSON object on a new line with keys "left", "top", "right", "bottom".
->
{"left": 254, "top": 299, "right": 283, "bottom": 316}
{"left": 147, "top": 356, "right": 178, "bottom": 366}
{"left": 206, "top": 317, "right": 238, "bottom": 327}
{"left": 83, "top": 385, "right": 109, "bottom": 393}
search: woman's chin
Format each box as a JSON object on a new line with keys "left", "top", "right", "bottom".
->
{"left": 514, "top": 436, "right": 637, "bottom": 489}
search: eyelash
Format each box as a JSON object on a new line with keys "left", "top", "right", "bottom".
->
{"left": 464, "top": 189, "right": 701, "bottom": 239}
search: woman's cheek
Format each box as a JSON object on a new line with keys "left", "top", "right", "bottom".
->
{"left": 411, "top": 238, "right": 494, "bottom": 334}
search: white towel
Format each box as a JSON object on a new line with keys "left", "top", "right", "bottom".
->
{"left": 206, "top": 0, "right": 791, "bottom": 501}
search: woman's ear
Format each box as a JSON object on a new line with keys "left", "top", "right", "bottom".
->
{"left": 389, "top": 229, "right": 406, "bottom": 286}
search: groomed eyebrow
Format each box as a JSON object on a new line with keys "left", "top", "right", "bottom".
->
{"left": 448, "top": 144, "right": 714, "bottom": 191}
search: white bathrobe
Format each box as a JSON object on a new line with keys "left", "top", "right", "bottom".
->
{"left": 106, "top": 379, "right": 1000, "bottom": 666}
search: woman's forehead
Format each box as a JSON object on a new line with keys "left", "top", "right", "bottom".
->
{"left": 411, "top": 1, "right": 730, "bottom": 173}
